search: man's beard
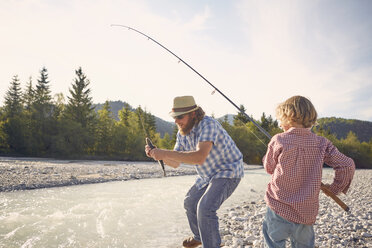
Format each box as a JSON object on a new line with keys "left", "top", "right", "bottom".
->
{"left": 178, "top": 116, "right": 197, "bottom": 136}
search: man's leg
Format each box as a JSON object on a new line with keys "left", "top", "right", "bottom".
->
{"left": 197, "top": 178, "right": 241, "bottom": 248}
{"left": 184, "top": 184, "right": 207, "bottom": 241}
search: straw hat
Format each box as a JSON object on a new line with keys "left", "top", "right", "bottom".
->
{"left": 169, "top": 96, "right": 200, "bottom": 118}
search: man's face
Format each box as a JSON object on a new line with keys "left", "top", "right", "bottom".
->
{"left": 174, "top": 112, "right": 196, "bottom": 135}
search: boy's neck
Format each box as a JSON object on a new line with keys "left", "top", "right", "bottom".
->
{"left": 282, "top": 123, "right": 304, "bottom": 131}
{"left": 291, "top": 123, "right": 305, "bottom": 128}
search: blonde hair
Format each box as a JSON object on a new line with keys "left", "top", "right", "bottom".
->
{"left": 276, "top": 96, "right": 317, "bottom": 128}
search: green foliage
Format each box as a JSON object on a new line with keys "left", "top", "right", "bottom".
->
{"left": 65, "top": 67, "right": 95, "bottom": 128}
{"left": 4, "top": 75, "right": 23, "bottom": 117}
{"left": 317, "top": 117, "right": 372, "bottom": 142}
{"left": 0, "top": 67, "right": 371, "bottom": 169}
{"left": 233, "top": 105, "right": 250, "bottom": 126}
{"left": 159, "top": 132, "right": 174, "bottom": 150}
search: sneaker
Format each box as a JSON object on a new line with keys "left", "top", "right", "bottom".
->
{"left": 183, "top": 236, "right": 202, "bottom": 248}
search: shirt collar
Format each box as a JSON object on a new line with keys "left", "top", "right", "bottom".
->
{"left": 286, "top": 127, "right": 312, "bottom": 134}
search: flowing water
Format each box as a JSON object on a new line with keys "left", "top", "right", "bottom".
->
{"left": 0, "top": 164, "right": 270, "bottom": 248}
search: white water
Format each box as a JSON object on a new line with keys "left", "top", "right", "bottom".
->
{"left": 0, "top": 168, "right": 270, "bottom": 248}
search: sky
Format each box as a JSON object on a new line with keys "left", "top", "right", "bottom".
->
{"left": 1, "top": 0, "right": 372, "bottom": 122}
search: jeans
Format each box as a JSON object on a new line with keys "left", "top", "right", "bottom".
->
{"left": 184, "top": 178, "right": 241, "bottom": 248}
{"left": 263, "top": 207, "right": 315, "bottom": 248}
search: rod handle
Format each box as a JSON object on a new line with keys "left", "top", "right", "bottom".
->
{"left": 146, "top": 138, "right": 166, "bottom": 177}
{"left": 320, "top": 183, "right": 349, "bottom": 212}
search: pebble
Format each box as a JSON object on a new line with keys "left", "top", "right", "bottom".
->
{"left": 1, "top": 158, "right": 370, "bottom": 247}
{"left": 0, "top": 158, "right": 197, "bottom": 192}
{"left": 219, "top": 170, "right": 372, "bottom": 248}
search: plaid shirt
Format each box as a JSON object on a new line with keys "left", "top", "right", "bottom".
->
{"left": 174, "top": 116, "right": 244, "bottom": 190}
{"left": 263, "top": 127, "right": 355, "bottom": 225}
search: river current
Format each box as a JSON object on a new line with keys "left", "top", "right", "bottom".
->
{"left": 0, "top": 163, "right": 269, "bottom": 248}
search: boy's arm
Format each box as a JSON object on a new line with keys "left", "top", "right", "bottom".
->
{"left": 262, "top": 139, "right": 281, "bottom": 174}
{"left": 324, "top": 143, "right": 356, "bottom": 195}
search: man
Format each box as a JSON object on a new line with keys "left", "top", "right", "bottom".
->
{"left": 145, "top": 96, "right": 244, "bottom": 248}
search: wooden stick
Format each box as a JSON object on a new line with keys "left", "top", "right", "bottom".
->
{"left": 320, "top": 183, "right": 349, "bottom": 212}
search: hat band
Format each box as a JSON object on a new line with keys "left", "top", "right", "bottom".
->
{"left": 172, "top": 105, "right": 197, "bottom": 112}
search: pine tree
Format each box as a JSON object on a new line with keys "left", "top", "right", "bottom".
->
{"left": 3, "top": 75, "right": 27, "bottom": 153}
{"left": 118, "top": 103, "right": 132, "bottom": 127}
{"left": 34, "top": 67, "right": 52, "bottom": 118}
{"left": 233, "top": 105, "right": 250, "bottom": 126}
{"left": 23, "top": 77, "right": 35, "bottom": 112}
{"left": 4, "top": 75, "right": 23, "bottom": 117}
{"left": 95, "top": 101, "right": 115, "bottom": 154}
{"left": 65, "top": 67, "right": 95, "bottom": 128}
{"left": 31, "top": 67, "right": 54, "bottom": 154}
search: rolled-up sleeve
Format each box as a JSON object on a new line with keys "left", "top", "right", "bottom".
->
{"left": 324, "top": 143, "right": 355, "bottom": 195}
{"left": 263, "top": 138, "right": 282, "bottom": 175}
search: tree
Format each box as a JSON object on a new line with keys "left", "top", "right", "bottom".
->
{"left": 23, "top": 77, "right": 35, "bottom": 112}
{"left": 32, "top": 67, "right": 54, "bottom": 154}
{"left": 4, "top": 75, "right": 23, "bottom": 117}
{"left": 65, "top": 67, "right": 95, "bottom": 128}
{"left": 95, "top": 101, "right": 115, "bottom": 155}
{"left": 159, "top": 132, "right": 174, "bottom": 149}
{"left": 2, "top": 75, "right": 27, "bottom": 153}
{"left": 233, "top": 105, "right": 250, "bottom": 126}
{"left": 259, "top": 112, "right": 280, "bottom": 136}
{"left": 118, "top": 103, "right": 132, "bottom": 127}
{"left": 34, "top": 67, "right": 52, "bottom": 117}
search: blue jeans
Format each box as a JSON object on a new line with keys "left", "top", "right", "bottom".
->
{"left": 263, "top": 207, "right": 315, "bottom": 248}
{"left": 184, "top": 178, "right": 241, "bottom": 248}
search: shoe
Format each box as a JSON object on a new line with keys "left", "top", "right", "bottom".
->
{"left": 182, "top": 236, "right": 202, "bottom": 248}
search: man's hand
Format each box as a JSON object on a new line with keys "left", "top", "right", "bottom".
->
{"left": 149, "top": 148, "right": 164, "bottom": 161}
{"left": 145, "top": 145, "right": 164, "bottom": 160}
{"left": 145, "top": 145, "right": 153, "bottom": 157}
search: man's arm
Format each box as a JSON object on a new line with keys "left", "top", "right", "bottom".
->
{"left": 148, "top": 141, "right": 213, "bottom": 166}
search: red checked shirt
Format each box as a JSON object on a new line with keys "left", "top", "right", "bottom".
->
{"left": 263, "top": 127, "right": 355, "bottom": 225}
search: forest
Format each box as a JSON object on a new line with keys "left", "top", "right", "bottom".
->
{"left": 1, "top": 67, "right": 371, "bottom": 169}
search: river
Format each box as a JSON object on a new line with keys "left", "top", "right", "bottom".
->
{"left": 0, "top": 166, "right": 270, "bottom": 248}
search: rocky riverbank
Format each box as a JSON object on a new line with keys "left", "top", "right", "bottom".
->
{"left": 0, "top": 157, "right": 197, "bottom": 192}
{"left": 0, "top": 157, "right": 260, "bottom": 192}
{"left": 1, "top": 157, "right": 370, "bottom": 247}
{"left": 219, "top": 169, "right": 372, "bottom": 247}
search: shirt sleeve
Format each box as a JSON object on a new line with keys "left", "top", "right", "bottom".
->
{"left": 263, "top": 137, "right": 282, "bottom": 175}
{"left": 198, "top": 119, "right": 217, "bottom": 144}
{"left": 324, "top": 141, "right": 355, "bottom": 195}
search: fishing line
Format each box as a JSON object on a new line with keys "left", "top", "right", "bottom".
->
{"left": 111, "top": 24, "right": 271, "bottom": 146}
{"left": 111, "top": 24, "right": 350, "bottom": 211}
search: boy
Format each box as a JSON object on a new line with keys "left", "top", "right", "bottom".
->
{"left": 262, "top": 95, "right": 355, "bottom": 248}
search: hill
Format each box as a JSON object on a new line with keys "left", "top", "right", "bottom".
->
{"left": 317, "top": 117, "right": 372, "bottom": 142}
{"left": 95, "top": 102, "right": 372, "bottom": 142}
{"left": 94, "top": 101, "right": 175, "bottom": 137}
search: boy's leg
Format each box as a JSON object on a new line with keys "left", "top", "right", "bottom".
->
{"left": 197, "top": 178, "right": 241, "bottom": 248}
{"left": 290, "top": 224, "right": 315, "bottom": 248}
{"left": 262, "top": 207, "right": 292, "bottom": 248}
{"left": 184, "top": 184, "right": 207, "bottom": 241}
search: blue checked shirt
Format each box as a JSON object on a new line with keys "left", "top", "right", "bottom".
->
{"left": 174, "top": 116, "right": 244, "bottom": 189}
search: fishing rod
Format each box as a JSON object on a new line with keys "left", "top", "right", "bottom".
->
{"left": 138, "top": 108, "right": 166, "bottom": 176}
{"left": 111, "top": 24, "right": 349, "bottom": 212}
{"left": 111, "top": 24, "right": 271, "bottom": 143}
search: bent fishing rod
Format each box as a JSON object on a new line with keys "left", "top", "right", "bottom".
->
{"left": 111, "top": 24, "right": 349, "bottom": 212}
{"left": 138, "top": 108, "right": 166, "bottom": 176}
